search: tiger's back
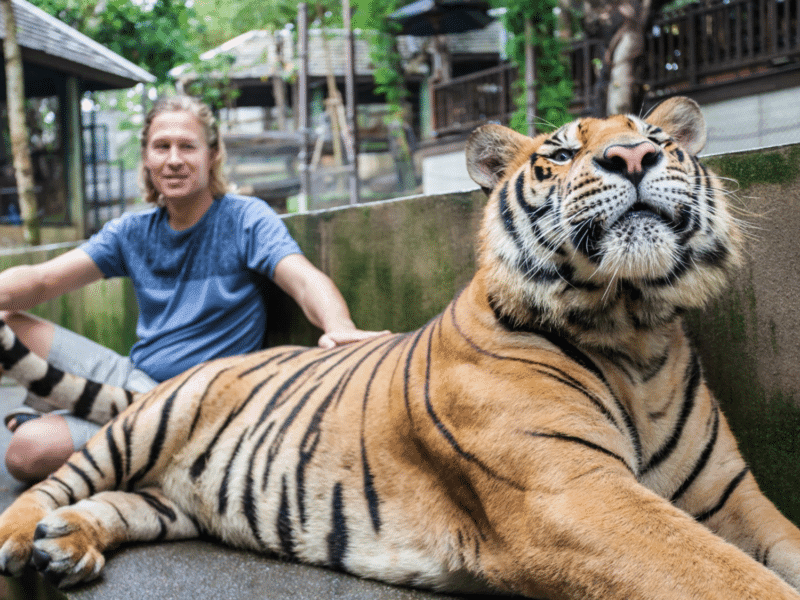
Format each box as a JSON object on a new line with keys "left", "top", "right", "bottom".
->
{"left": 2, "top": 97, "right": 800, "bottom": 599}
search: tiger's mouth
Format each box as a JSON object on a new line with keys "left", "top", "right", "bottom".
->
{"left": 615, "top": 201, "right": 677, "bottom": 229}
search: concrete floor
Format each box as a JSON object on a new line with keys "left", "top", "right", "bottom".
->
{"left": 0, "top": 383, "right": 493, "bottom": 600}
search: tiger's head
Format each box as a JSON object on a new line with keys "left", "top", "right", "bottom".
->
{"left": 466, "top": 97, "right": 743, "bottom": 347}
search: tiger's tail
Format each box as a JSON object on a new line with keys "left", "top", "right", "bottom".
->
{"left": 0, "top": 320, "right": 139, "bottom": 425}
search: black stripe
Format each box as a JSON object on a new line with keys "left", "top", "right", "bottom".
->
{"left": 190, "top": 375, "right": 268, "bottom": 480}
{"left": 695, "top": 239, "right": 729, "bottom": 267}
{"left": 360, "top": 335, "right": 407, "bottom": 533}
{"left": 242, "top": 422, "right": 275, "bottom": 549}
{"left": 35, "top": 487, "right": 60, "bottom": 507}
{"left": 28, "top": 365, "right": 65, "bottom": 397}
{"left": 297, "top": 336, "right": 401, "bottom": 526}
{"left": 127, "top": 380, "right": 184, "bottom": 489}
{"left": 252, "top": 357, "right": 331, "bottom": 426}
{"left": 106, "top": 426, "right": 124, "bottom": 489}
{"left": 670, "top": 405, "right": 720, "bottom": 502}
{"left": 48, "top": 476, "right": 75, "bottom": 504}
{"left": 188, "top": 367, "right": 237, "bottom": 437}
{"left": 0, "top": 332, "right": 30, "bottom": 369}
{"left": 522, "top": 184, "right": 564, "bottom": 256}
{"left": 422, "top": 321, "right": 526, "bottom": 491}
{"left": 327, "top": 482, "right": 348, "bottom": 570}
{"left": 694, "top": 467, "right": 749, "bottom": 522}
{"left": 295, "top": 380, "right": 344, "bottom": 526}
{"left": 277, "top": 475, "right": 296, "bottom": 560}
{"left": 641, "top": 348, "right": 671, "bottom": 383}
{"left": 65, "top": 461, "right": 96, "bottom": 496}
{"left": 154, "top": 517, "right": 168, "bottom": 541}
{"left": 403, "top": 324, "right": 430, "bottom": 423}
{"left": 526, "top": 431, "right": 635, "bottom": 473}
{"left": 643, "top": 247, "right": 692, "bottom": 287}
{"left": 123, "top": 417, "right": 133, "bottom": 478}
{"left": 642, "top": 352, "right": 700, "bottom": 474}
{"left": 262, "top": 383, "right": 322, "bottom": 496}
{"left": 80, "top": 447, "right": 104, "bottom": 477}
{"left": 125, "top": 389, "right": 136, "bottom": 406}
{"left": 218, "top": 430, "right": 248, "bottom": 515}
{"left": 108, "top": 501, "right": 130, "bottom": 529}
{"left": 72, "top": 380, "right": 104, "bottom": 419}
{"left": 237, "top": 348, "right": 309, "bottom": 379}
{"left": 469, "top": 300, "right": 640, "bottom": 465}
{"left": 498, "top": 180, "right": 520, "bottom": 246}
{"left": 137, "top": 490, "right": 177, "bottom": 521}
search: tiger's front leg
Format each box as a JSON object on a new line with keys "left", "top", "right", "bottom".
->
{"left": 29, "top": 487, "right": 199, "bottom": 587}
{"left": 668, "top": 409, "right": 800, "bottom": 590}
{"left": 481, "top": 467, "right": 800, "bottom": 600}
{"left": 0, "top": 364, "right": 217, "bottom": 586}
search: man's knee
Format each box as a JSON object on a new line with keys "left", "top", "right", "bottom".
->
{"left": 5, "top": 415, "right": 74, "bottom": 482}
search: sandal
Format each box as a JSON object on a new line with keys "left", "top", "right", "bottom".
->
{"left": 4, "top": 407, "right": 42, "bottom": 432}
{"left": 4, "top": 408, "right": 100, "bottom": 450}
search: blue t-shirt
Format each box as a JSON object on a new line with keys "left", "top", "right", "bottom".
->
{"left": 80, "top": 194, "right": 302, "bottom": 382}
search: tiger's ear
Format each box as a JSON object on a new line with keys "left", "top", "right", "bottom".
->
{"left": 466, "top": 124, "right": 533, "bottom": 192}
{"left": 645, "top": 96, "right": 707, "bottom": 155}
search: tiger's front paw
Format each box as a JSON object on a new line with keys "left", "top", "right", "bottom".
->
{"left": 0, "top": 504, "right": 48, "bottom": 577}
{"left": 29, "top": 511, "right": 106, "bottom": 588}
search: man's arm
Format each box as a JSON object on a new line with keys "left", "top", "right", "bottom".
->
{"left": 0, "top": 249, "right": 104, "bottom": 311}
{"left": 272, "top": 254, "right": 389, "bottom": 349}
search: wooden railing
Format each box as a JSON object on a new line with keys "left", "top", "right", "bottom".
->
{"left": 429, "top": 64, "right": 516, "bottom": 137}
{"left": 646, "top": 0, "right": 800, "bottom": 91}
{"left": 428, "top": 0, "right": 800, "bottom": 136}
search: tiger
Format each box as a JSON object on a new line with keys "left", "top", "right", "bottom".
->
{"left": 0, "top": 95, "right": 799, "bottom": 599}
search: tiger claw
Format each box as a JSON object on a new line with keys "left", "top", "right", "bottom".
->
{"left": 30, "top": 515, "right": 105, "bottom": 588}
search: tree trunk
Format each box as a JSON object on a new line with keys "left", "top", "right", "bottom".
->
{"left": 605, "top": 16, "right": 645, "bottom": 114}
{"left": 1, "top": 0, "right": 39, "bottom": 245}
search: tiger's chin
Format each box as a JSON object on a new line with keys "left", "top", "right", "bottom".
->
{"left": 594, "top": 219, "right": 680, "bottom": 282}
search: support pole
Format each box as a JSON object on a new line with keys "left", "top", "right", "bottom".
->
{"left": 524, "top": 18, "right": 537, "bottom": 138}
{"left": 343, "top": 0, "right": 360, "bottom": 205}
{"left": 297, "top": 3, "right": 311, "bottom": 213}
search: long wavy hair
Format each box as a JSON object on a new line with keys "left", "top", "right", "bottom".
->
{"left": 139, "top": 95, "right": 229, "bottom": 206}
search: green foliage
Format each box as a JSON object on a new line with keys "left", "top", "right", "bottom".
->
{"left": 183, "top": 54, "right": 242, "bottom": 112}
{"left": 352, "top": 0, "right": 407, "bottom": 123}
{"left": 193, "top": 0, "right": 343, "bottom": 50}
{"left": 29, "top": 0, "right": 202, "bottom": 83}
{"left": 497, "top": 0, "right": 573, "bottom": 133}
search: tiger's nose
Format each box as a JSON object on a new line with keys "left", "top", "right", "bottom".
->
{"left": 597, "top": 142, "right": 660, "bottom": 181}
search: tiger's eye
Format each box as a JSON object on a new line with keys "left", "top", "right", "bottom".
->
{"left": 552, "top": 149, "right": 574, "bottom": 163}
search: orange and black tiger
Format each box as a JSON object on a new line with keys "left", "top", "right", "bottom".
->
{"left": 0, "top": 96, "right": 799, "bottom": 599}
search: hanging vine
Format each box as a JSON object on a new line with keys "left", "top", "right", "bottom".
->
{"left": 497, "top": 0, "right": 573, "bottom": 133}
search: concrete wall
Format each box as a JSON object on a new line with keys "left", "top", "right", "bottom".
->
{"left": 0, "top": 144, "right": 798, "bottom": 523}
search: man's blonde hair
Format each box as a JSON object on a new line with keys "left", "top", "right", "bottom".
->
{"left": 139, "top": 95, "right": 229, "bottom": 206}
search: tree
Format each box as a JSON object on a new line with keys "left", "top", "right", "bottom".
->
{"left": 580, "top": 0, "right": 675, "bottom": 115}
{"left": 1, "top": 0, "right": 39, "bottom": 244}
{"left": 499, "top": 0, "right": 573, "bottom": 133}
{"left": 29, "top": 0, "right": 202, "bottom": 83}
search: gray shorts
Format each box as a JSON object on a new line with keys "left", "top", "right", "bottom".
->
{"left": 46, "top": 323, "right": 158, "bottom": 393}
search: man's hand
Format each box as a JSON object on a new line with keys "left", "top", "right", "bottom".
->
{"left": 318, "top": 328, "right": 391, "bottom": 349}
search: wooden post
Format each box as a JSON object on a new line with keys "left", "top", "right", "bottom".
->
{"left": 1, "top": 0, "right": 40, "bottom": 244}
{"left": 64, "top": 76, "right": 86, "bottom": 240}
{"left": 524, "top": 18, "right": 537, "bottom": 137}
{"left": 297, "top": 3, "right": 310, "bottom": 213}
{"left": 343, "top": 0, "right": 360, "bottom": 205}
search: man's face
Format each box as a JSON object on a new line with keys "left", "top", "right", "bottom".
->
{"left": 143, "top": 110, "right": 214, "bottom": 204}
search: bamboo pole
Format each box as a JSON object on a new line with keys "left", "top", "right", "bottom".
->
{"left": 1, "top": 0, "right": 39, "bottom": 244}
{"left": 343, "top": 0, "right": 360, "bottom": 205}
{"left": 297, "top": 3, "right": 310, "bottom": 212}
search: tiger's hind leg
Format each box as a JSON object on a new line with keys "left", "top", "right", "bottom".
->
{"left": 29, "top": 487, "right": 199, "bottom": 587}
